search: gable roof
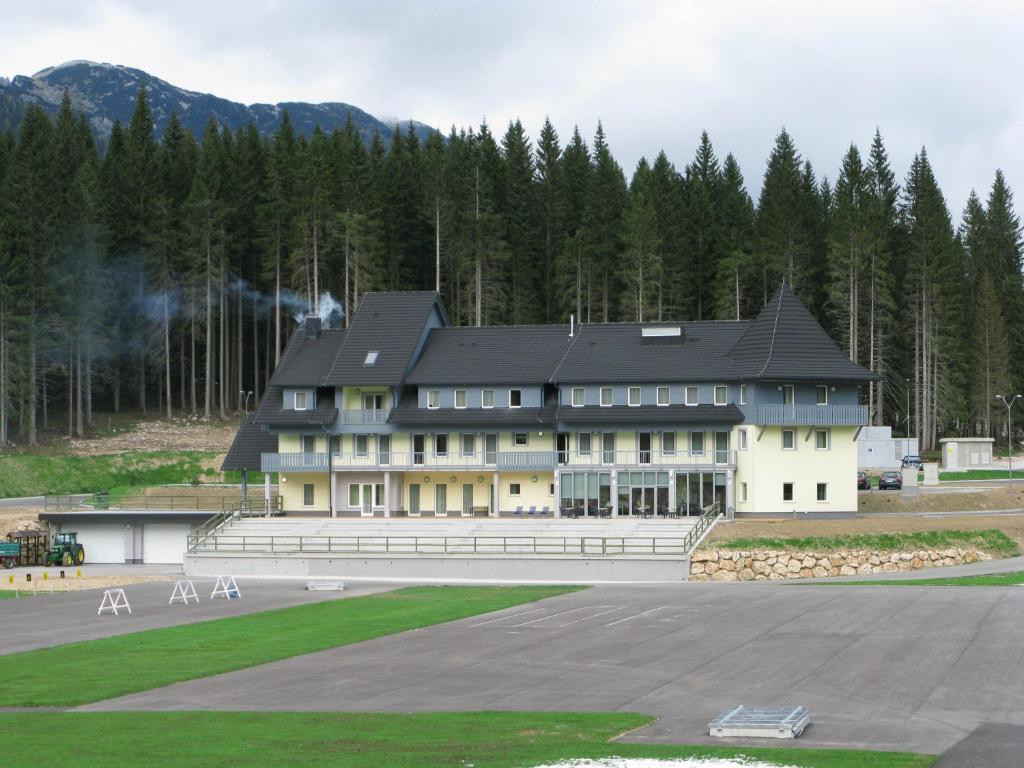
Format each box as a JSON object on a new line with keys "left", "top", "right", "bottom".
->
{"left": 324, "top": 292, "right": 445, "bottom": 386}
{"left": 251, "top": 385, "right": 338, "bottom": 427}
{"left": 550, "top": 321, "right": 749, "bottom": 384}
{"left": 406, "top": 324, "right": 571, "bottom": 385}
{"left": 270, "top": 328, "right": 346, "bottom": 386}
{"left": 221, "top": 415, "right": 278, "bottom": 471}
{"left": 727, "top": 283, "right": 878, "bottom": 381}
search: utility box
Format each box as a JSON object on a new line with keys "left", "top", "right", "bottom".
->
{"left": 923, "top": 463, "right": 939, "bottom": 486}
{"left": 940, "top": 437, "right": 994, "bottom": 470}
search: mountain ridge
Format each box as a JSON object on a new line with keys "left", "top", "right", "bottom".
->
{"left": 0, "top": 60, "right": 436, "bottom": 143}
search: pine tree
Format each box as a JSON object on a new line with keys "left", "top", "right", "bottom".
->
{"left": 970, "top": 271, "right": 1012, "bottom": 436}
{"left": 619, "top": 159, "right": 662, "bottom": 322}
{"left": 553, "top": 127, "right": 591, "bottom": 321}
{"left": 681, "top": 131, "right": 721, "bottom": 319}
{"left": 712, "top": 153, "right": 754, "bottom": 320}
{"left": 981, "top": 170, "right": 1024, "bottom": 391}
{"left": 535, "top": 118, "right": 563, "bottom": 322}
{"left": 582, "top": 122, "right": 626, "bottom": 322}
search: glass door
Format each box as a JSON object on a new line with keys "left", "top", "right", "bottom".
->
{"left": 377, "top": 434, "right": 391, "bottom": 465}
{"left": 360, "top": 484, "right": 373, "bottom": 517}
{"left": 602, "top": 433, "right": 615, "bottom": 465}
{"left": 412, "top": 434, "right": 425, "bottom": 465}
{"left": 462, "top": 484, "right": 474, "bottom": 516}
{"left": 638, "top": 432, "right": 652, "bottom": 465}
{"left": 409, "top": 484, "right": 420, "bottom": 516}
{"left": 484, "top": 433, "right": 497, "bottom": 466}
{"left": 435, "top": 483, "right": 447, "bottom": 517}
{"left": 715, "top": 432, "right": 730, "bottom": 465}
{"left": 556, "top": 433, "right": 568, "bottom": 465}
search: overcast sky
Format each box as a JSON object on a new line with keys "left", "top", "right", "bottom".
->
{"left": 6, "top": 0, "right": 1024, "bottom": 214}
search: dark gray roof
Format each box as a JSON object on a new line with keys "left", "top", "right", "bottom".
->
{"left": 407, "top": 324, "right": 572, "bottom": 385}
{"left": 389, "top": 389, "right": 555, "bottom": 426}
{"left": 252, "top": 386, "right": 338, "bottom": 428}
{"left": 270, "top": 328, "right": 346, "bottom": 386}
{"left": 727, "top": 283, "right": 878, "bottom": 381}
{"left": 324, "top": 292, "right": 445, "bottom": 386}
{"left": 550, "top": 321, "right": 749, "bottom": 384}
{"left": 555, "top": 404, "right": 744, "bottom": 425}
{"left": 222, "top": 415, "right": 278, "bottom": 471}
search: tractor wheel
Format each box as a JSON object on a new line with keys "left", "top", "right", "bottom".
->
{"left": 76, "top": 546, "right": 85, "bottom": 565}
{"left": 2, "top": 558, "right": 13, "bottom": 569}
{"left": 62, "top": 551, "right": 73, "bottom": 567}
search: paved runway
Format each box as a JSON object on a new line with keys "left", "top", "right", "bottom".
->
{"left": 79, "top": 581, "right": 1024, "bottom": 757}
{"left": 0, "top": 578, "right": 398, "bottom": 655}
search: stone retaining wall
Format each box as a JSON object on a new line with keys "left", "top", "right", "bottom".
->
{"left": 689, "top": 547, "right": 994, "bottom": 581}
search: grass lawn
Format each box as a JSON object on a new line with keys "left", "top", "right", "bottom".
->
{"left": 939, "top": 469, "right": 1017, "bottom": 482}
{"left": 0, "top": 712, "right": 937, "bottom": 768}
{"left": 719, "top": 529, "right": 1020, "bottom": 558}
{"left": 839, "top": 570, "right": 1024, "bottom": 587}
{"left": 0, "top": 586, "right": 577, "bottom": 707}
{"left": 0, "top": 450, "right": 223, "bottom": 497}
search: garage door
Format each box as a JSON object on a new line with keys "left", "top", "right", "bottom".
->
{"left": 143, "top": 523, "right": 192, "bottom": 564}
{"left": 67, "top": 523, "right": 126, "bottom": 564}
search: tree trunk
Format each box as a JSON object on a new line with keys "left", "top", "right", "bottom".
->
{"left": 164, "top": 291, "right": 172, "bottom": 419}
{"left": 76, "top": 340, "right": 83, "bottom": 437}
{"left": 220, "top": 257, "right": 227, "bottom": 419}
{"left": 204, "top": 235, "right": 213, "bottom": 419}
{"left": 275, "top": 218, "right": 282, "bottom": 365}
{"left": 85, "top": 337, "right": 92, "bottom": 427}
{"left": 29, "top": 315, "right": 37, "bottom": 445}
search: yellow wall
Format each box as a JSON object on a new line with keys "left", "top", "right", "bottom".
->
{"left": 404, "top": 471, "right": 494, "bottom": 515}
{"left": 279, "top": 471, "right": 331, "bottom": 512}
{"left": 735, "top": 425, "right": 858, "bottom": 513}
{"left": 498, "top": 471, "right": 555, "bottom": 511}
{"left": 341, "top": 386, "right": 391, "bottom": 410}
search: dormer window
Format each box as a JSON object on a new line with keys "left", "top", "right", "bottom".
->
{"left": 714, "top": 385, "right": 728, "bottom": 406}
{"left": 509, "top": 389, "right": 522, "bottom": 408}
{"left": 571, "top": 387, "right": 585, "bottom": 407}
{"left": 294, "top": 391, "right": 308, "bottom": 411}
{"left": 685, "top": 386, "right": 699, "bottom": 406}
{"left": 600, "top": 387, "right": 613, "bottom": 407}
{"left": 739, "top": 385, "right": 747, "bottom": 405}
{"left": 454, "top": 389, "right": 467, "bottom": 409}
{"left": 482, "top": 389, "right": 494, "bottom": 409}
{"left": 627, "top": 386, "right": 641, "bottom": 407}
{"left": 427, "top": 390, "right": 440, "bottom": 409}
{"left": 816, "top": 385, "right": 828, "bottom": 405}
{"left": 364, "top": 351, "right": 379, "bottom": 366}
{"left": 656, "top": 386, "right": 670, "bottom": 406}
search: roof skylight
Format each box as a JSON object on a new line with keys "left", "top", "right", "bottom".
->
{"left": 641, "top": 327, "right": 681, "bottom": 337}
{"left": 364, "top": 351, "right": 379, "bottom": 365}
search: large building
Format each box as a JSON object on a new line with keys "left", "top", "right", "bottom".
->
{"left": 227, "top": 283, "right": 876, "bottom": 519}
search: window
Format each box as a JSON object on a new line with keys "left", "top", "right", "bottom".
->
{"left": 354, "top": 434, "right": 368, "bottom": 457}
{"left": 739, "top": 385, "right": 747, "bottom": 405}
{"left": 364, "top": 351, "right": 379, "bottom": 366}
{"left": 783, "top": 482, "right": 794, "bottom": 502}
{"left": 600, "top": 387, "right": 613, "bottom": 407}
{"left": 578, "top": 432, "right": 592, "bottom": 457}
{"left": 461, "top": 433, "right": 476, "bottom": 457}
{"left": 329, "top": 435, "right": 341, "bottom": 455}
{"left": 454, "top": 389, "right": 467, "bottom": 409}
{"left": 662, "top": 431, "right": 675, "bottom": 455}
{"left": 434, "top": 433, "right": 448, "bottom": 456}
{"left": 348, "top": 484, "right": 359, "bottom": 507}
{"left": 302, "top": 434, "right": 315, "bottom": 453}
{"left": 549, "top": 483, "right": 555, "bottom": 495}
{"left": 427, "top": 390, "right": 440, "bottom": 409}
{"left": 738, "top": 428, "right": 748, "bottom": 451}
{"left": 482, "top": 389, "right": 494, "bottom": 409}
{"left": 628, "top": 386, "right": 641, "bottom": 406}
{"left": 294, "top": 391, "right": 308, "bottom": 410}
{"left": 363, "top": 393, "right": 384, "bottom": 410}
{"left": 303, "top": 483, "right": 315, "bottom": 506}
{"left": 815, "top": 429, "right": 830, "bottom": 450}
{"left": 740, "top": 482, "right": 748, "bottom": 502}
{"left": 509, "top": 482, "right": 521, "bottom": 496}
{"left": 657, "top": 386, "right": 670, "bottom": 406}
{"left": 816, "top": 385, "right": 828, "bottom": 405}
{"left": 513, "top": 432, "right": 529, "bottom": 447}
{"left": 572, "top": 387, "right": 585, "bottom": 407}
{"left": 375, "top": 483, "right": 385, "bottom": 507}
{"left": 783, "top": 385, "right": 795, "bottom": 405}
{"left": 685, "top": 386, "right": 699, "bottom": 406}
{"left": 714, "top": 385, "right": 727, "bottom": 405}
{"left": 782, "top": 429, "right": 795, "bottom": 450}
{"left": 509, "top": 389, "right": 522, "bottom": 408}
{"left": 690, "top": 431, "right": 704, "bottom": 455}
{"left": 816, "top": 482, "right": 828, "bottom": 502}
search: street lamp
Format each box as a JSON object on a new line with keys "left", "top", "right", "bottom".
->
{"left": 240, "top": 390, "right": 254, "bottom": 415}
{"left": 995, "top": 394, "right": 1021, "bottom": 493}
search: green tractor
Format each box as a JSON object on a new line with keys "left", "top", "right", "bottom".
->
{"left": 46, "top": 532, "right": 85, "bottom": 567}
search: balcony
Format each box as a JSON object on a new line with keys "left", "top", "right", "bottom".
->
{"left": 322, "top": 449, "right": 734, "bottom": 472}
{"left": 261, "top": 452, "right": 332, "bottom": 472}
{"left": 340, "top": 408, "right": 392, "bottom": 425}
{"left": 742, "top": 404, "right": 868, "bottom": 426}
{"left": 556, "top": 449, "right": 735, "bottom": 469}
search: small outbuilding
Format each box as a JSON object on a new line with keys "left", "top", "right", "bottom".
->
{"left": 939, "top": 437, "right": 994, "bottom": 470}
{"left": 858, "top": 426, "right": 918, "bottom": 469}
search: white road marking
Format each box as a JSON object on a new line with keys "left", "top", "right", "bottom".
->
{"left": 510, "top": 605, "right": 594, "bottom": 627}
{"left": 470, "top": 607, "right": 547, "bottom": 627}
{"left": 554, "top": 606, "right": 628, "bottom": 627}
{"left": 603, "top": 606, "right": 667, "bottom": 626}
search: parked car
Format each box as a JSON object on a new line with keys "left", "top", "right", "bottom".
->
{"left": 901, "top": 455, "right": 923, "bottom": 469}
{"left": 857, "top": 472, "right": 871, "bottom": 490}
{"left": 878, "top": 470, "right": 903, "bottom": 490}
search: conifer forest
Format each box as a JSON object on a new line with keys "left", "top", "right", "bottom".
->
{"left": 1, "top": 88, "right": 1021, "bottom": 452}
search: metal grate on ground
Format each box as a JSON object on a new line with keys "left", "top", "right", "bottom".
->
{"left": 709, "top": 705, "right": 810, "bottom": 739}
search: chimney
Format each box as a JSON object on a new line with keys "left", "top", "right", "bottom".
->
{"left": 304, "top": 317, "right": 322, "bottom": 339}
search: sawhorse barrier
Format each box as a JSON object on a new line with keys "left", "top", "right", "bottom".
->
{"left": 169, "top": 580, "right": 199, "bottom": 605}
{"left": 211, "top": 575, "right": 241, "bottom": 600}
{"left": 97, "top": 589, "right": 131, "bottom": 616}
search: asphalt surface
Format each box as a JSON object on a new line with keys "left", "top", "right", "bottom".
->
{"left": 932, "top": 723, "right": 1024, "bottom": 767}
{"left": 73, "top": 581, "right": 1024, "bottom": 759}
{"left": 0, "top": 578, "right": 398, "bottom": 655}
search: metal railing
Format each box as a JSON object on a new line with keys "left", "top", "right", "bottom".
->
{"left": 45, "top": 494, "right": 282, "bottom": 514}
{"left": 340, "top": 408, "right": 392, "bottom": 425}
{"left": 259, "top": 449, "right": 738, "bottom": 473}
{"left": 189, "top": 533, "right": 696, "bottom": 557}
{"left": 742, "top": 403, "right": 868, "bottom": 426}
{"left": 679, "top": 501, "right": 722, "bottom": 554}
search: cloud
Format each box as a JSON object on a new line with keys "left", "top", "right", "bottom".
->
{"left": 5, "top": 0, "right": 1024, "bottom": 213}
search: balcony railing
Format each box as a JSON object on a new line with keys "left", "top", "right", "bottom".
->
{"left": 742, "top": 403, "right": 868, "bottom": 426}
{"left": 340, "top": 408, "right": 392, "bottom": 425}
{"left": 255, "top": 449, "right": 735, "bottom": 472}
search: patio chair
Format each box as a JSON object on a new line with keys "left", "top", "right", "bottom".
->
{"left": 527, "top": 506, "right": 537, "bottom": 516}
{"left": 539, "top": 506, "right": 550, "bottom": 516}
{"left": 513, "top": 505, "right": 524, "bottom": 517}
